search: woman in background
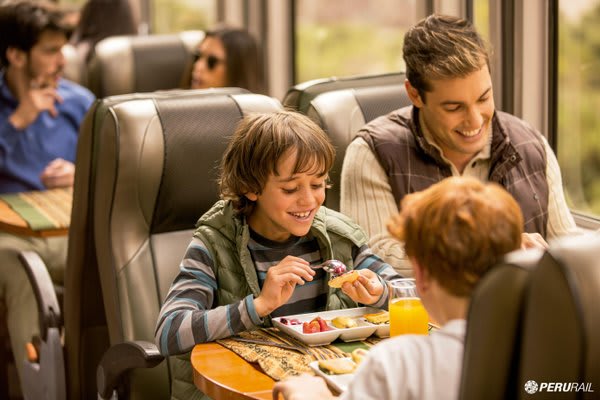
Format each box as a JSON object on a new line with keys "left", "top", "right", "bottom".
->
{"left": 188, "top": 26, "right": 264, "bottom": 93}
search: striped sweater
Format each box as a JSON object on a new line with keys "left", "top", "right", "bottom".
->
{"left": 155, "top": 228, "right": 399, "bottom": 356}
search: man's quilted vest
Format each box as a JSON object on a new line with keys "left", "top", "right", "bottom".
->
{"left": 358, "top": 106, "right": 549, "bottom": 238}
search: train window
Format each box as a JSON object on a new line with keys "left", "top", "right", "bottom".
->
{"left": 151, "top": 0, "right": 217, "bottom": 33}
{"left": 472, "top": 0, "right": 490, "bottom": 43}
{"left": 294, "top": 0, "right": 417, "bottom": 83}
{"left": 557, "top": 0, "right": 600, "bottom": 217}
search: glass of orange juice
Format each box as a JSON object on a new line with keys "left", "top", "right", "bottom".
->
{"left": 388, "top": 278, "right": 429, "bottom": 336}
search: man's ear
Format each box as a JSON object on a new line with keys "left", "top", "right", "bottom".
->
{"left": 404, "top": 79, "right": 424, "bottom": 108}
{"left": 244, "top": 192, "right": 258, "bottom": 201}
{"left": 6, "top": 47, "right": 26, "bottom": 68}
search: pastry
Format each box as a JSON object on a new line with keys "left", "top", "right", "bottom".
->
{"left": 351, "top": 348, "right": 369, "bottom": 364}
{"left": 328, "top": 270, "right": 360, "bottom": 288}
{"left": 363, "top": 311, "right": 389, "bottom": 325}
{"left": 318, "top": 358, "right": 357, "bottom": 375}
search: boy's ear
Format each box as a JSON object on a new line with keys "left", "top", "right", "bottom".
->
{"left": 6, "top": 47, "right": 26, "bottom": 68}
{"left": 244, "top": 192, "right": 258, "bottom": 201}
{"left": 404, "top": 79, "right": 424, "bottom": 108}
{"left": 411, "top": 257, "right": 430, "bottom": 293}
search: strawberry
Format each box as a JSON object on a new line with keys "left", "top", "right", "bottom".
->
{"left": 316, "top": 317, "right": 329, "bottom": 332}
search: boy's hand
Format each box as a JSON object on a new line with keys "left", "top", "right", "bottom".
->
{"left": 253, "top": 256, "right": 315, "bottom": 317}
{"left": 272, "top": 374, "right": 334, "bottom": 400}
{"left": 40, "top": 158, "right": 75, "bottom": 188}
{"left": 341, "top": 269, "right": 384, "bottom": 305}
{"left": 521, "top": 232, "right": 548, "bottom": 250}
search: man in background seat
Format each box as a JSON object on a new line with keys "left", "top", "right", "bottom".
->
{"left": 341, "top": 14, "right": 579, "bottom": 276}
{"left": 0, "top": 0, "right": 94, "bottom": 387}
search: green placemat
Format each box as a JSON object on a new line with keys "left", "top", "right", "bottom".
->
{"left": 0, "top": 188, "right": 71, "bottom": 231}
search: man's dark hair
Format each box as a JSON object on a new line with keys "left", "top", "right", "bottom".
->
{"left": 403, "top": 14, "right": 490, "bottom": 101}
{"left": 0, "top": 0, "right": 69, "bottom": 68}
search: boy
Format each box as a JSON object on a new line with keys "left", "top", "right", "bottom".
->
{"left": 273, "top": 176, "right": 523, "bottom": 400}
{"left": 155, "top": 110, "right": 401, "bottom": 398}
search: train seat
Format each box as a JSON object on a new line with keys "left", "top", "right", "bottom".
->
{"left": 282, "top": 71, "right": 406, "bottom": 114}
{"left": 87, "top": 31, "right": 203, "bottom": 98}
{"left": 61, "top": 43, "right": 87, "bottom": 85}
{"left": 458, "top": 249, "right": 543, "bottom": 400}
{"left": 518, "top": 233, "right": 600, "bottom": 398}
{"left": 303, "top": 83, "right": 411, "bottom": 210}
{"left": 19, "top": 88, "right": 282, "bottom": 399}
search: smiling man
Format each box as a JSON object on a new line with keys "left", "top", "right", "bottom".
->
{"left": 0, "top": 0, "right": 94, "bottom": 388}
{"left": 341, "top": 14, "right": 579, "bottom": 276}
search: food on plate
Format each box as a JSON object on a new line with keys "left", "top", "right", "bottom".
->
{"left": 279, "top": 317, "right": 302, "bottom": 325}
{"left": 328, "top": 270, "right": 360, "bottom": 288}
{"left": 351, "top": 348, "right": 369, "bottom": 364}
{"left": 318, "top": 358, "right": 357, "bottom": 375}
{"left": 302, "top": 316, "right": 331, "bottom": 334}
{"left": 363, "top": 310, "right": 390, "bottom": 325}
{"left": 331, "top": 316, "right": 358, "bottom": 329}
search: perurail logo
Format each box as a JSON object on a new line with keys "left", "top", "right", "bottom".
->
{"left": 524, "top": 380, "right": 594, "bottom": 395}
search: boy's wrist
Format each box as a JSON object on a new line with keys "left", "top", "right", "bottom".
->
{"left": 253, "top": 296, "right": 272, "bottom": 317}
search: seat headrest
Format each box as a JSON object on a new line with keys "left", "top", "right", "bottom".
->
{"left": 151, "top": 93, "right": 248, "bottom": 232}
{"left": 88, "top": 31, "right": 204, "bottom": 97}
{"left": 92, "top": 90, "right": 282, "bottom": 236}
{"left": 283, "top": 72, "right": 406, "bottom": 113}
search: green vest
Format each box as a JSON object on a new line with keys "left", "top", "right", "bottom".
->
{"left": 170, "top": 200, "right": 369, "bottom": 399}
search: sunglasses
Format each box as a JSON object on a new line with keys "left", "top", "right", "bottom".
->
{"left": 193, "top": 50, "right": 225, "bottom": 70}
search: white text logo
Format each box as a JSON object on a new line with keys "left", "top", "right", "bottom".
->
{"left": 524, "top": 380, "right": 594, "bottom": 394}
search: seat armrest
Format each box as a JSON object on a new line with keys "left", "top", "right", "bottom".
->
{"left": 96, "top": 340, "right": 164, "bottom": 399}
{"left": 19, "top": 250, "right": 62, "bottom": 339}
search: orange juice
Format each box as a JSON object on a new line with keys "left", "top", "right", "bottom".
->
{"left": 389, "top": 297, "right": 429, "bottom": 336}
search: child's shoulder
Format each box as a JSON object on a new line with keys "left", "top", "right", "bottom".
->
{"left": 196, "top": 200, "right": 239, "bottom": 231}
{"left": 315, "top": 207, "right": 367, "bottom": 245}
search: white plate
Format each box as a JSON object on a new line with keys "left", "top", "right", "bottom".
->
{"left": 309, "top": 358, "right": 355, "bottom": 393}
{"left": 272, "top": 307, "right": 387, "bottom": 346}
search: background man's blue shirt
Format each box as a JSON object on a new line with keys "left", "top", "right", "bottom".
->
{"left": 0, "top": 72, "right": 95, "bottom": 193}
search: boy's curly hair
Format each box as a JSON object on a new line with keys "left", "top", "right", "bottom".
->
{"left": 387, "top": 176, "right": 523, "bottom": 297}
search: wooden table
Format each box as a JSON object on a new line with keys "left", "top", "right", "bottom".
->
{"left": 0, "top": 189, "right": 71, "bottom": 237}
{"left": 191, "top": 342, "right": 275, "bottom": 400}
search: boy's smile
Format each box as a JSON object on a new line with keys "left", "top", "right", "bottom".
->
{"left": 245, "top": 150, "right": 327, "bottom": 242}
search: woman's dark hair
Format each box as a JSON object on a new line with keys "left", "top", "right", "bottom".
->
{"left": 180, "top": 26, "right": 265, "bottom": 93}
{"left": 70, "top": 0, "right": 138, "bottom": 62}
{"left": 206, "top": 26, "right": 264, "bottom": 93}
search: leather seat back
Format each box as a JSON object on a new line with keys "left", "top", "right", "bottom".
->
{"left": 304, "top": 83, "right": 411, "bottom": 210}
{"left": 91, "top": 89, "right": 282, "bottom": 398}
{"left": 283, "top": 72, "right": 405, "bottom": 114}
{"left": 459, "top": 249, "right": 543, "bottom": 400}
{"left": 65, "top": 87, "right": 281, "bottom": 398}
{"left": 518, "top": 233, "right": 600, "bottom": 399}
{"left": 87, "top": 31, "right": 203, "bottom": 97}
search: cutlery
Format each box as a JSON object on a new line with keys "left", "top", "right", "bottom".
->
{"left": 312, "top": 260, "right": 347, "bottom": 276}
{"left": 231, "top": 337, "right": 309, "bottom": 355}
